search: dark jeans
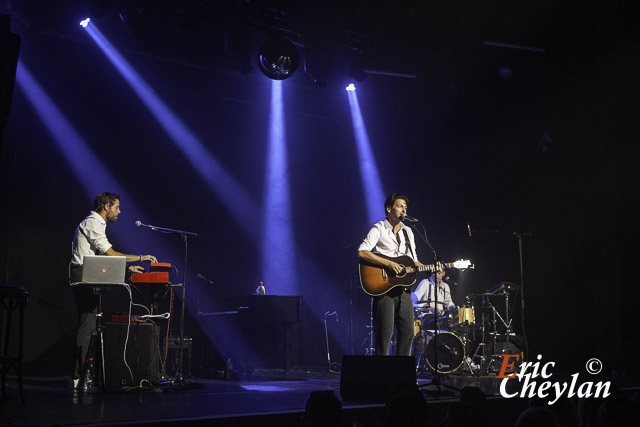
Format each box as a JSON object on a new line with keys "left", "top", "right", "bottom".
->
{"left": 69, "top": 264, "right": 98, "bottom": 379}
{"left": 373, "top": 287, "right": 414, "bottom": 356}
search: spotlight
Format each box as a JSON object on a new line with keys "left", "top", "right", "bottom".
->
{"left": 257, "top": 37, "right": 299, "bottom": 80}
{"left": 346, "top": 83, "right": 356, "bottom": 91}
{"left": 80, "top": 18, "right": 91, "bottom": 28}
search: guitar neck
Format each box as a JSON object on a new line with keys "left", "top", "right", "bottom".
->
{"left": 417, "top": 262, "right": 456, "bottom": 273}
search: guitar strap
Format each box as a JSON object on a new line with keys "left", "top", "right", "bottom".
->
{"left": 402, "top": 229, "right": 414, "bottom": 259}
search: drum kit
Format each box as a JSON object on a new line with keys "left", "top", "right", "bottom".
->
{"left": 413, "top": 282, "right": 519, "bottom": 376}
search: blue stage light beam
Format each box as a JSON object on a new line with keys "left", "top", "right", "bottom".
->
{"left": 81, "top": 21, "right": 260, "bottom": 236}
{"left": 80, "top": 21, "right": 290, "bottom": 361}
{"left": 346, "top": 87, "right": 385, "bottom": 225}
{"left": 16, "top": 62, "right": 121, "bottom": 200}
{"left": 15, "top": 62, "right": 174, "bottom": 259}
{"left": 261, "top": 80, "right": 297, "bottom": 294}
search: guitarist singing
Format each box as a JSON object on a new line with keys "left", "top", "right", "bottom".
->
{"left": 358, "top": 193, "right": 425, "bottom": 356}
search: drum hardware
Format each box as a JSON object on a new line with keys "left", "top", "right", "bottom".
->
{"left": 489, "top": 281, "right": 519, "bottom": 294}
{"left": 466, "top": 287, "right": 518, "bottom": 375}
{"left": 466, "top": 225, "right": 530, "bottom": 360}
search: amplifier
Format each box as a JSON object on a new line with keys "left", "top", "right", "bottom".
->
{"left": 104, "top": 323, "right": 159, "bottom": 391}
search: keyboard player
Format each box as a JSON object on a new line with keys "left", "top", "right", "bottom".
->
{"left": 68, "top": 192, "right": 157, "bottom": 390}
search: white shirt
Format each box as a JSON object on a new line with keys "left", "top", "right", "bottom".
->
{"left": 412, "top": 277, "right": 455, "bottom": 312}
{"left": 70, "top": 211, "right": 113, "bottom": 266}
{"left": 358, "top": 219, "right": 418, "bottom": 262}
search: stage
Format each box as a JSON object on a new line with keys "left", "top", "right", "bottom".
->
{"left": 1, "top": 369, "right": 536, "bottom": 427}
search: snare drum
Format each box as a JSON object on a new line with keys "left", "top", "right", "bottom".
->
{"left": 451, "top": 307, "right": 475, "bottom": 330}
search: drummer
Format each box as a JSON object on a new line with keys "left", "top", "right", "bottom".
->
{"left": 412, "top": 266, "right": 456, "bottom": 326}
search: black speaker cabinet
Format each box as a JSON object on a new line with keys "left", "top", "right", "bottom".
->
{"left": 104, "top": 322, "right": 159, "bottom": 391}
{"left": 340, "top": 355, "right": 417, "bottom": 402}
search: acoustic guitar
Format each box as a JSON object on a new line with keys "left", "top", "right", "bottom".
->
{"left": 359, "top": 254, "right": 473, "bottom": 296}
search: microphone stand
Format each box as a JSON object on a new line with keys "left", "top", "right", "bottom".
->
{"left": 408, "top": 220, "right": 458, "bottom": 395}
{"left": 468, "top": 224, "right": 531, "bottom": 361}
{"left": 138, "top": 222, "right": 197, "bottom": 383}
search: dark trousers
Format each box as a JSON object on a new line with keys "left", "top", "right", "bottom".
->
{"left": 69, "top": 265, "right": 98, "bottom": 379}
{"left": 373, "top": 287, "right": 414, "bottom": 356}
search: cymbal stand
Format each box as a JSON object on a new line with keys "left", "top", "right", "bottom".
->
{"left": 487, "top": 300, "right": 501, "bottom": 373}
{"left": 471, "top": 305, "right": 490, "bottom": 374}
{"left": 492, "top": 292, "right": 514, "bottom": 352}
{"left": 457, "top": 328, "right": 476, "bottom": 375}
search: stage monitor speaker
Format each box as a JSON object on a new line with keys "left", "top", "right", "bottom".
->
{"left": 340, "top": 355, "right": 416, "bottom": 402}
{"left": 104, "top": 322, "right": 159, "bottom": 391}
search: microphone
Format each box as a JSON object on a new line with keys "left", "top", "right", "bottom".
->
{"left": 135, "top": 220, "right": 158, "bottom": 231}
{"left": 401, "top": 214, "right": 419, "bottom": 223}
{"left": 196, "top": 273, "right": 214, "bottom": 285}
{"left": 467, "top": 223, "right": 472, "bottom": 237}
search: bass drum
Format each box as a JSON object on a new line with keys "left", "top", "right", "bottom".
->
{"left": 425, "top": 332, "right": 465, "bottom": 374}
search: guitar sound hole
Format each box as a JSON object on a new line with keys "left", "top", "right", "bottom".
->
{"left": 396, "top": 265, "right": 406, "bottom": 278}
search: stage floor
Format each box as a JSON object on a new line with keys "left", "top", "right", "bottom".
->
{"left": 0, "top": 368, "right": 587, "bottom": 426}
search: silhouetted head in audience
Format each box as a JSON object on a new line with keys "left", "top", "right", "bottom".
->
{"left": 384, "top": 385, "right": 429, "bottom": 427}
{"left": 301, "top": 390, "right": 342, "bottom": 427}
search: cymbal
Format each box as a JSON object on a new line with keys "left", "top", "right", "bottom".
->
{"left": 471, "top": 292, "right": 505, "bottom": 297}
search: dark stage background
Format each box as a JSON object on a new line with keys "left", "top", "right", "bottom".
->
{"left": 1, "top": 1, "right": 639, "bottom": 381}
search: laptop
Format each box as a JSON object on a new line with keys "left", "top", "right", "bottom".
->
{"left": 80, "top": 255, "right": 127, "bottom": 285}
